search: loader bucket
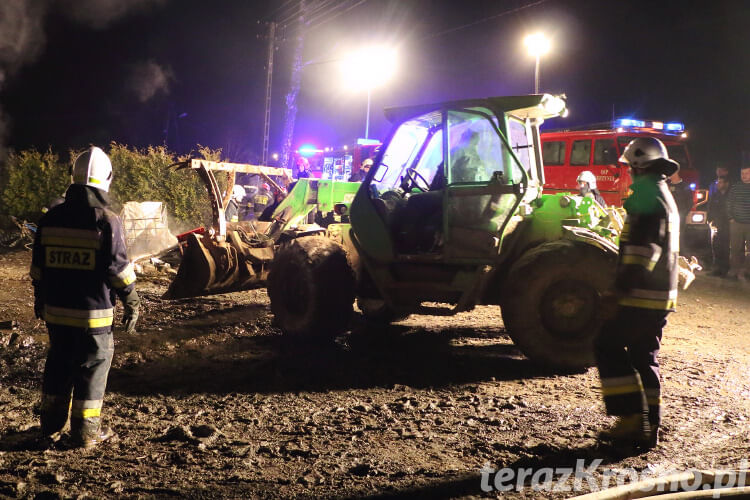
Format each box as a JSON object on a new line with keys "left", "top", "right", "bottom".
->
{"left": 161, "top": 159, "right": 286, "bottom": 300}
{"left": 162, "top": 230, "right": 270, "bottom": 299}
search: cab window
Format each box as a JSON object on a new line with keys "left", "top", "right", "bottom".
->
{"left": 447, "top": 111, "right": 507, "bottom": 184}
{"left": 413, "top": 129, "right": 444, "bottom": 186}
{"left": 594, "top": 139, "right": 617, "bottom": 164}
{"left": 508, "top": 119, "right": 532, "bottom": 173}
{"left": 570, "top": 140, "right": 591, "bottom": 166}
{"left": 371, "top": 113, "right": 436, "bottom": 193}
{"left": 542, "top": 141, "right": 566, "bottom": 165}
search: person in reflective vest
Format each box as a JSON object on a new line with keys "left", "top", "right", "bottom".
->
{"left": 30, "top": 146, "right": 139, "bottom": 448}
{"left": 595, "top": 137, "right": 680, "bottom": 450}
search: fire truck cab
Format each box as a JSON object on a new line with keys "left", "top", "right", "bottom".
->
{"left": 541, "top": 119, "right": 710, "bottom": 258}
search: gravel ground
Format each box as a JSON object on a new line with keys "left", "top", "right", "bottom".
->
{"left": 1, "top": 248, "right": 749, "bottom": 499}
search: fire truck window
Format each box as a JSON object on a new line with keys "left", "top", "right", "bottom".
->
{"left": 617, "top": 136, "right": 638, "bottom": 151}
{"left": 570, "top": 140, "right": 591, "bottom": 166}
{"left": 542, "top": 141, "right": 565, "bottom": 165}
{"left": 594, "top": 139, "right": 617, "bottom": 164}
{"left": 666, "top": 145, "right": 688, "bottom": 169}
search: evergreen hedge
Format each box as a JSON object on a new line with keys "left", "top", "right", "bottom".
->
{"left": 0, "top": 144, "right": 224, "bottom": 231}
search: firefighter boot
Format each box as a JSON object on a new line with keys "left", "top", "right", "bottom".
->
{"left": 40, "top": 395, "right": 70, "bottom": 437}
{"left": 599, "top": 414, "right": 650, "bottom": 447}
{"left": 70, "top": 417, "right": 116, "bottom": 449}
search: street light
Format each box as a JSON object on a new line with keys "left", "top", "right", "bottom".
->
{"left": 341, "top": 46, "right": 398, "bottom": 139}
{"left": 523, "top": 33, "right": 550, "bottom": 94}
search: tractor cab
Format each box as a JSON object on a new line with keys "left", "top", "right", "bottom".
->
{"left": 350, "top": 94, "right": 567, "bottom": 262}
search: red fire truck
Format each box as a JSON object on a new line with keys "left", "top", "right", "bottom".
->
{"left": 294, "top": 140, "right": 381, "bottom": 181}
{"left": 541, "top": 119, "right": 710, "bottom": 258}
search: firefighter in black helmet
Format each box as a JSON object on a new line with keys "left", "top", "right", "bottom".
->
{"left": 30, "top": 146, "right": 139, "bottom": 448}
{"left": 595, "top": 137, "right": 680, "bottom": 450}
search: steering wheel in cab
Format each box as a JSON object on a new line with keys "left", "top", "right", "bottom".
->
{"left": 402, "top": 167, "right": 431, "bottom": 193}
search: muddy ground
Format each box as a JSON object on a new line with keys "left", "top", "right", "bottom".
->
{"left": 1, "top": 247, "right": 749, "bottom": 499}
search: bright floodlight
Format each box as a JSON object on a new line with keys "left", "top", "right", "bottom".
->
{"left": 341, "top": 46, "right": 398, "bottom": 91}
{"left": 524, "top": 33, "right": 550, "bottom": 57}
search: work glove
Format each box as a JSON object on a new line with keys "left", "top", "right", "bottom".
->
{"left": 121, "top": 288, "right": 140, "bottom": 334}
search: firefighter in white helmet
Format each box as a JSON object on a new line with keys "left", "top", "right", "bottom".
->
{"left": 30, "top": 146, "right": 139, "bottom": 448}
{"left": 225, "top": 184, "right": 246, "bottom": 223}
{"left": 595, "top": 137, "right": 680, "bottom": 451}
{"left": 576, "top": 170, "right": 606, "bottom": 207}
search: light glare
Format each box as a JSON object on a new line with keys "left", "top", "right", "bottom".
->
{"left": 341, "top": 46, "right": 398, "bottom": 91}
{"left": 524, "top": 33, "right": 550, "bottom": 57}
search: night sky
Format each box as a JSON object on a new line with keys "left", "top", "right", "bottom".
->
{"left": 1, "top": 0, "right": 748, "bottom": 179}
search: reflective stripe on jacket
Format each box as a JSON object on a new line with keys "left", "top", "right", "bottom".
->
{"left": 615, "top": 174, "right": 679, "bottom": 311}
{"left": 30, "top": 184, "right": 135, "bottom": 333}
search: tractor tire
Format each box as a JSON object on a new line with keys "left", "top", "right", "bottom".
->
{"left": 267, "top": 236, "right": 355, "bottom": 339}
{"left": 357, "top": 298, "right": 409, "bottom": 324}
{"left": 501, "top": 240, "right": 616, "bottom": 370}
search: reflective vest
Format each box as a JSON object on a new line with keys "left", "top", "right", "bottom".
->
{"left": 30, "top": 185, "right": 136, "bottom": 333}
{"left": 615, "top": 174, "right": 679, "bottom": 311}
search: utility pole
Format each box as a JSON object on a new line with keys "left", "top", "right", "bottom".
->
{"left": 262, "top": 22, "right": 276, "bottom": 165}
{"left": 280, "top": 0, "right": 305, "bottom": 173}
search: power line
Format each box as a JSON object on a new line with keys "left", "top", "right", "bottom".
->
{"left": 420, "top": 0, "right": 550, "bottom": 41}
{"left": 304, "top": 0, "right": 342, "bottom": 22}
{"left": 307, "top": 0, "right": 368, "bottom": 31}
{"left": 275, "top": 1, "right": 305, "bottom": 26}
{"left": 261, "top": 0, "right": 298, "bottom": 22}
{"left": 277, "top": 0, "right": 341, "bottom": 28}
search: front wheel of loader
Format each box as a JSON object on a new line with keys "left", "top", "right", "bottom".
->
{"left": 268, "top": 236, "right": 355, "bottom": 339}
{"left": 501, "top": 240, "right": 616, "bottom": 371}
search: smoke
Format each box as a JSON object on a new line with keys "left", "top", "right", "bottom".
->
{"left": 127, "top": 60, "right": 174, "bottom": 103}
{"left": 56, "top": 0, "right": 167, "bottom": 30}
{"left": 0, "top": 0, "right": 51, "bottom": 157}
{"left": 0, "top": 0, "right": 169, "bottom": 157}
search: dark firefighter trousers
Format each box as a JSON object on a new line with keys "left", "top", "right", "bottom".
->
{"left": 41, "top": 325, "right": 114, "bottom": 430}
{"left": 595, "top": 306, "right": 668, "bottom": 429}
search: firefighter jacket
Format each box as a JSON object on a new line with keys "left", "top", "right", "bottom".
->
{"left": 30, "top": 184, "right": 136, "bottom": 334}
{"left": 252, "top": 190, "right": 271, "bottom": 216}
{"left": 615, "top": 173, "right": 679, "bottom": 311}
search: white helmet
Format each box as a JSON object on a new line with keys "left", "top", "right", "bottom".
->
{"left": 576, "top": 170, "right": 597, "bottom": 190}
{"left": 619, "top": 137, "right": 679, "bottom": 174}
{"left": 72, "top": 146, "right": 113, "bottom": 192}
{"left": 232, "top": 184, "right": 246, "bottom": 201}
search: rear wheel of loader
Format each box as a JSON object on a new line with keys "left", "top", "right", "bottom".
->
{"left": 268, "top": 236, "right": 355, "bottom": 339}
{"left": 501, "top": 240, "right": 616, "bottom": 370}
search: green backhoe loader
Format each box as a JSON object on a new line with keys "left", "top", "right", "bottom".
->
{"left": 167, "top": 94, "right": 622, "bottom": 369}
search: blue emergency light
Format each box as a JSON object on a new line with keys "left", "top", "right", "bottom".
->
{"left": 665, "top": 122, "right": 685, "bottom": 132}
{"left": 617, "top": 118, "right": 646, "bottom": 128}
{"left": 615, "top": 118, "right": 685, "bottom": 134}
{"left": 298, "top": 144, "right": 320, "bottom": 157}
